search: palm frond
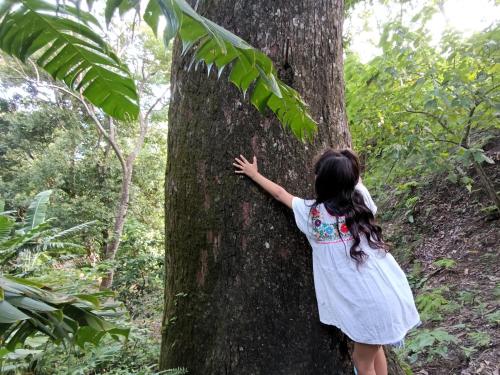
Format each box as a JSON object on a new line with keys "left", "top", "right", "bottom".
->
{"left": 0, "top": 0, "right": 139, "bottom": 121}
{"left": 44, "top": 220, "right": 97, "bottom": 242}
{"left": 158, "top": 0, "right": 317, "bottom": 139}
{"left": 104, "top": 0, "right": 140, "bottom": 25}
{"left": 0, "top": 222, "right": 52, "bottom": 256}
{"left": 106, "top": 0, "right": 317, "bottom": 139}
{"left": 0, "top": 216, "right": 14, "bottom": 244}
{"left": 36, "top": 241, "right": 85, "bottom": 252}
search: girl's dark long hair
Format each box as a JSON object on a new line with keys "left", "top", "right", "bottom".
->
{"left": 313, "top": 149, "right": 388, "bottom": 265}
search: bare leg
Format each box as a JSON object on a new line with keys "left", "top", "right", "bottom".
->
{"left": 374, "top": 346, "right": 387, "bottom": 375}
{"left": 352, "top": 342, "right": 380, "bottom": 375}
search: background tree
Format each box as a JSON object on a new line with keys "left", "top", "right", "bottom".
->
{"left": 345, "top": 11, "right": 499, "bottom": 215}
{"left": 0, "top": 23, "right": 171, "bottom": 288}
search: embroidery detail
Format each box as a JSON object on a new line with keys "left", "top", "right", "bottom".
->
{"left": 311, "top": 206, "right": 353, "bottom": 243}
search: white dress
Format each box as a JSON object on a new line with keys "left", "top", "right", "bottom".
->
{"left": 292, "top": 183, "right": 420, "bottom": 345}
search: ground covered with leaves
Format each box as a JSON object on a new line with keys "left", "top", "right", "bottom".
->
{"left": 379, "top": 154, "right": 499, "bottom": 375}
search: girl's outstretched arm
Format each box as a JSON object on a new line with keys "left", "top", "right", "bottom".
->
{"left": 233, "top": 154, "right": 294, "bottom": 209}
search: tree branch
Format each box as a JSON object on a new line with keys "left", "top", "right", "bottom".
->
{"left": 79, "top": 94, "right": 127, "bottom": 172}
{"left": 460, "top": 105, "right": 477, "bottom": 148}
{"left": 405, "top": 108, "right": 455, "bottom": 135}
{"left": 145, "top": 87, "right": 169, "bottom": 120}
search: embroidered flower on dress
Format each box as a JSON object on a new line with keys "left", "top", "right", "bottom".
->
{"left": 311, "top": 207, "right": 353, "bottom": 243}
{"left": 311, "top": 207, "right": 320, "bottom": 218}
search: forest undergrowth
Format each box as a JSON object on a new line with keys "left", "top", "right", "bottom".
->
{"left": 376, "top": 141, "right": 499, "bottom": 375}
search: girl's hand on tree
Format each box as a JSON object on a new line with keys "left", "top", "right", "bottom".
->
{"left": 233, "top": 154, "right": 258, "bottom": 179}
{"left": 233, "top": 154, "right": 293, "bottom": 208}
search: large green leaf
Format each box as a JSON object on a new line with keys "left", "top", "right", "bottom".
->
{"left": 106, "top": 0, "right": 317, "bottom": 139}
{"left": 7, "top": 296, "right": 57, "bottom": 312}
{"left": 25, "top": 190, "right": 52, "bottom": 230}
{"left": 105, "top": 0, "right": 140, "bottom": 25}
{"left": 0, "top": 300, "right": 30, "bottom": 323}
{"left": 0, "top": 0, "right": 139, "bottom": 121}
{"left": 0, "top": 276, "right": 128, "bottom": 351}
{"left": 0, "top": 216, "right": 14, "bottom": 244}
{"left": 162, "top": 0, "right": 317, "bottom": 139}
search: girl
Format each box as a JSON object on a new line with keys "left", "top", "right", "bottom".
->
{"left": 233, "top": 149, "right": 420, "bottom": 375}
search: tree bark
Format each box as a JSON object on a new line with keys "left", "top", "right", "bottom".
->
{"left": 160, "top": 1, "right": 403, "bottom": 374}
{"left": 99, "top": 165, "right": 133, "bottom": 289}
{"left": 99, "top": 115, "right": 149, "bottom": 289}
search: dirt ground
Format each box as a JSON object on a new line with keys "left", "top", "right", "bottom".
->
{"left": 381, "top": 154, "right": 499, "bottom": 375}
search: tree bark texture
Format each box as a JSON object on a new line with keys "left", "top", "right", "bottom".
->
{"left": 99, "top": 165, "right": 132, "bottom": 289}
{"left": 160, "top": 1, "right": 403, "bottom": 374}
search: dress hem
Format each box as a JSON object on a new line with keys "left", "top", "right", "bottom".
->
{"left": 320, "top": 319, "right": 422, "bottom": 346}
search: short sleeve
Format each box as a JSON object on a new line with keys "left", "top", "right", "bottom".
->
{"left": 292, "top": 197, "right": 310, "bottom": 234}
{"left": 355, "top": 182, "right": 378, "bottom": 215}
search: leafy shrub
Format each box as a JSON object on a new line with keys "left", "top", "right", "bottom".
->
{"left": 415, "top": 288, "right": 450, "bottom": 321}
{"left": 432, "top": 258, "right": 457, "bottom": 270}
{"left": 467, "top": 331, "right": 491, "bottom": 348}
{"left": 402, "top": 328, "right": 459, "bottom": 364}
{"left": 35, "top": 324, "right": 185, "bottom": 375}
{"left": 486, "top": 310, "right": 500, "bottom": 325}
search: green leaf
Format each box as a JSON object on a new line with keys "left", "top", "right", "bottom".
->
{"left": 114, "top": 0, "right": 318, "bottom": 139}
{"left": 75, "top": 294, "right": 100, "bottom": 308}
{"left": 156, "top": 0, "right": 181, "bottom": 45}
{"left": 75, "top": 326, "right": 106, "bottom": 347}
{"left": 472, "top": 149, "right": 495, "bottom": 164}
{"left": 250, "top": 78, "right": 273, "bottom": 113}
{"left": 25, "top": 190, "right": 52, "bottom": 230}
{"left": 105, "top": 0, "right": 140, "bottom": 26}
{"left": 0, "top": 275, "right": 128, "bottom": 350}
{"left": 0, "top": 216, "right": 14, "bottom": 244}
{"left": 0, "top": 0, "right": 139, "bottom": 121}
{"left": 144, "top": 0, "right": 161, "bottom": 36}
{"left": 424, "top": 99, "right": 438, "bottom": 110}
{"left": 148, "top": 0, "right": 317, "bottom": 140}
{"left": 0, "top": 300, "right": 31, "bottom": 323}
{"left": 7, "top": 296, "right": 57, "bottom": 312}
{"left": 5, "top": 321, "right": 36, "bottom": 350}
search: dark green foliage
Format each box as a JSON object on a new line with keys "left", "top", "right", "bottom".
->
{"left": 346, "top": 15, "right": 499, "bottom": 204}
{"left": 0, "top": 193, "right": 129, "bottom": 368}
{"left": 0, "top": 0, "right": 318, "bottom": 139}
{"left": 107, "top": 0, "right": 318, "bottom": 139}
{"left": 0, "top": 0, "right": 140, "bottom": 121}
{"left": 35, "top": 326, "right": 185, "bottom": 374}
{"left": 113, "top": 254, "right": 164, "bottom": 318}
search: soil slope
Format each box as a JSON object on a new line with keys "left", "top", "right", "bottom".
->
{"left": 380, "top": 151, "right": 499, "bottom": 375}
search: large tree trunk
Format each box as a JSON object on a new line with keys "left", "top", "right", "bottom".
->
{"left": 160, "top": 1, "right": 403, "bottom": 374}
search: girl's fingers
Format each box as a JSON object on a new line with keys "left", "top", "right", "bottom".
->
{"left": 253, "top": 156, "right": 257, "bottom": 164}
{"left": 240, "top": 154, "right": 249, "bottom": 164}
{"left": 232, "top": 163, "right": 243, "bottom": 169}
{"left": 235, "top": 170, "right": 244, "bottom": 174}
{"left": 234, "top": 157, "right": 243, "bottom": 165}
